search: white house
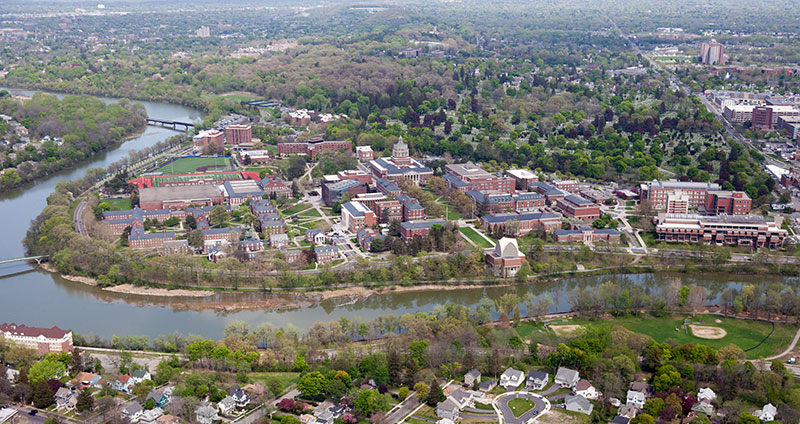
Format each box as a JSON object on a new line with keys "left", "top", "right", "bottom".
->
{"left": 449, "top": 389, "right": 474, "bottom": 410}
{"left": 113, "top": 374, "right": 134, "bottom": 393}
{"left": 4, "top": 366, "right": 18, "bottom": 383}
{"left": 196, "top": 404, "right": 219, "bottom": 424}
{"left": 500, "top": 368, "right": 525, "bottom": 390}
{"left": 575, "top": 379, "right": 599, "bottom": 400}
{"left": 55, "top": 387, "right": 76, "bottom": 411}
{"left": 231, "top": 387, "right": 250, "bottom": 408}
{"left": 626, "top": 390, "right": 646, "bottom": 409}
{"left": 131, "top": 369, "right": 152, "bottom": 385}
{"left": 436, "top": 398, "right": 460, "bottom": 421}
{"left": 218, "top": 396, "right": 236, "bottom": 415}
{"left": 697, "top": 388, "right": 717, "bottom": 403}
{"left": 555, "top": 367, "right": 580, "bottom": 388}
{"left": 754, "top": 403, "right": 777, "bottom": 422}
{"left": 140, "top": 408, "right": 163, "bottom": 424}
{"left": 527, "top": 370, "right": 549, "bottom": 390}
{"left": 121, "top": 402, "right": 144, "bottom": 423}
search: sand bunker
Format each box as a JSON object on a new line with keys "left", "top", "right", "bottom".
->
{"left": 551, "top": 324, "right": 585, "bottom": 336}
{"left": 689, "top": 324, "right": 727, "bottom": 339}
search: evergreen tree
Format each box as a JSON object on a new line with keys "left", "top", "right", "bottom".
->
{"left": 70, "top": 348, "right": 83, "bottom": 374}
{"left": 426, "top": 379, "right": 444, "bottom": 406}
{"left": 76, "top": 389, "right": 94, "bottom": 413}
{"left": 387, "top": 349, "right": 402, "bottom": 386}
{"left": 32, "top": 380, "right": 54, "bottom": 409}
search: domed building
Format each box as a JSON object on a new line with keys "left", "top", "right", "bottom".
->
{"left": 485, "top": 237, "right": 526, "bottom": 278}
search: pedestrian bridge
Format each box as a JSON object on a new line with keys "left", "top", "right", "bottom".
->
{"left": 0, "top": 255, "right": 49, "bottom": 265}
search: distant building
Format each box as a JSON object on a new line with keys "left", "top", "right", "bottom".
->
{"left": 444, "top": 162, "right": 515, "bottom": 193}
{"left": 555, "top": 195, "right": 601, "bottom": 220}
{"left": 505, "top": 169, "right": 538, "bottom": 190}
{"left": 195, "top": 26, "right": 210, "bottom": 38}
{"left": 0, "top": 323, "right": 73, "bottom": 354}
{"left": 481, "top": 211, "right": 561, "bottom": 236}
{"left": 322, "top": 180, "right": 366, "bottom": 207}
{"left": 356, "top": 146, "right": 374, "bottom": 162}
{"left": 704, "top": 190, "right": 751, "bottom": 215}
{"left": 192, "top": 130, "right": 224, "bottom": 153}
{"left": 223, "top": 180, "right": 265, "bottom": 206}
{"left": 700, "top": 42, "right": 726, "bottom": 65}
{"left": 128, "top": 224, "right": 176, "bottom": 249}
{"left": 277, "top": 138, "right": 352, "bottom": 160}
{"left": 260, "top": 175, "right": 292, "bottom": 198}
{"left": 138, "top": 184, "right": 224, "bottom": 211}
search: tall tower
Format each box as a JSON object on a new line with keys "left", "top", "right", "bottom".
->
{"left": 392, "top": 136, "right": 411, "bottom": 166}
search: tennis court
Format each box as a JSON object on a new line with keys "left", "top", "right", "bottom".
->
{"left": 154, "top": 157, "right": 235, "bottom": 174}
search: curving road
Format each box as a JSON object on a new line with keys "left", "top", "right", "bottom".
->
{"left": 765, "top": 327, "right": 800, "bottom": 361}
{"left": 494, "top": 392, "right": 550, "bottom": 424}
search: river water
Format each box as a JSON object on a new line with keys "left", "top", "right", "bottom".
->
{"left": 0, "top": 89, "right": 795, "bottom": 340}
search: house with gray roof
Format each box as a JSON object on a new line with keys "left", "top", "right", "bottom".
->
{"left": 464, "top": 369, "right": 481, "bottom": 386}
{"left": 565, "top": 394, "right": 593, "bottom": 415}
{"left": 555, "top": 367, "right": 579, "bottom": 388}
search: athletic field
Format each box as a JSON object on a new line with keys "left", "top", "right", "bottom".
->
{"left": 154, "top": 157, "right": 235, "bottom": 174}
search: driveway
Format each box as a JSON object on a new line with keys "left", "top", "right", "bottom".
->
{"left": 494, "top": 392, "right": 549, "bottom": 424}
{"left": 537, "top": 384, "right": 561, "bottom": 397}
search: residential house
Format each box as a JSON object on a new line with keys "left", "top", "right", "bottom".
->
{"left": 4, "top": 365, "right": 18, "bottom": 383}
{"left": 692, "top": 401, "right": 715, "bottom": 416}
{"left": 610, "top": 417, "right": 630, "bottom": 424}
{"left": 565, "top": 394, "right": 593, "bottom": 415}
{"left": 141, "top": 408, "right": 164, "bottom": 424}
{"left": 526, "top": 370, "right": 549, "bottom": 391}
{"left": 113, "top": 374, "right": 134, "bottom": 393}
{"left": 69, "top": 372, "right": 100, "bottom": 389}
{"left": 500, "top": 367, "right": 525, "bottom": 390}
{"left": 555, "top": 367, "right": 580, "bottom": 388}
{"left": 230, "top": 387, "right": 250, "bottom": 408}
{"left": 121, "top": 402, "right": 144, "bottom": 423}
{"left": 55, "top": 387, "right": 76, "bottom": 410}
{"left": 754, "top": 404, "right": 777, "bottom": 422}
{"left": 618, "top": 405, "right": 638, "bottom": 419}
{"left": 464, "top": 369, "right": 481, "bottom": 387}
{"left": 156, "top": 415, "right": 182, "bottom": 424}
{"left": 218, "top": 396, "right": 236, "bottom": 415}
{"left": 575, "top": 379, "right": 599, "bottom": 400}
{"left": 626, "top": 390, "right": 646, "bottom": 409}
{"left": 131, "top": 369, "right": 152, "bottom": 385}
{"left": 697, "top": 388, "right": 716, "bottom": 403}
{"left": 269, "top": 233, "right": 290, "bottom": 248}
{"left": 196, "top": 403, "right": 219, "bottom": 424}
{"left": 449, "top": 389, "right": 475, "bottom": 410}
{"left": 436, "top": 398, "right": 460, "bottom": 421}
{"left": 478, "top": 379, "right": 496, "bottom": 392}
{"left": 629, "top": 382, "right": 651, "bottom": 397}
{"left": 146, "top": 387, "right": 173, "bottom": 409}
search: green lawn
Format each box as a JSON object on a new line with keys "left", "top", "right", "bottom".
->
{"left": 575, "top": 314, "right": 797, "bottom": 359}
{"left": 298, "top": 208, "right": 321, "bottom": 218}
{"left": 282, "top": 203, "right": 313, "bottom": 216}
{"left": 249, "top": 372, "right": 300, "bottom": 395}
{"left": 515, "top": 321, "right": 546, "bottom": 339}
{"left": 507, "top": 398, "right": 535, "bottom": 417}
{"left": 460, "top": 227, "right": 494, "bottom": 248}
{"left": 154, "top": 157, "right": 234, "bottom": 174}
{"left": 103, "top": 197, "right": 132, "bottom": 211}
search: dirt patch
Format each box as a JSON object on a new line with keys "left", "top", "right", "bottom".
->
{"left": 550, "top": 324, "right": 585, "bottom": 336}
{"left": 103, "top": 284, "right": 213, "bottom": 298}
{"left": 689, "top": 324, "right": 727, "bottom": 339}
{"left": 715, "top": 319, "right": 723, "bottom": 324}
{"left": 41, "top": 263, "right": 99, "bottom": 286}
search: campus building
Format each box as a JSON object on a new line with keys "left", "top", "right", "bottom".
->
{"left": 276, "top": 138, "right": 353, "bottom": 159}
{"left": 322, "top": 179, "right": 367, "bottom": 206}
{"left": 704, "top": 191, "right": 752, "bottom": 215}
{"left": 481, "top": 211, "right": 562, "bottom": 236}
{"left": 341, "top": 201, "right": 377, "bottom": 233}
{"left": 555, "top": 195, "right": 601, "bottom": 220}
{"left": 400, "top": 219, "right": 447, "bottom": 240}
{"left": 465, "top": 191, "right": 545, "bottom": 213}
{"left": 485, "top": 238, "right": 526, "bottom": 278}
{"left": 224, "top": 124, "right": 252, "bottom": 146}
{"left": 138, "top": 184, "right": 224, "bottom": 211}
{"left": 223, "top": 180, "right": 265, "bottom": 205}
{"left": 505, "top": 169, "right": 538, "bottom": 190}
{"left": 0, "top": 323, "right": 73, "bottom": 354}
{"left": 700, "top": 42, "right": 726, "bottom": 65}
{"left": 192, "top": 130, "right": 225, "bottom": 153}
{"left": 655, "top": 213, "right": 787, "bottom": 248}
{"left": 128, "top": 224, "right": 177, "bottom": 249}
{"left": 443, "top": 162, "right": 515, "bottom": 193}
{"left": 554, "top": 228, "right": 621, "bottom": 244}
{"left": 639, "top": 180, "right": 721, "bottom": 210}
{"left": 368, "top": 138, "right": 433, "bottom": 185}
{"left": 356, "top": 146, "right": 374, "bottom": 162}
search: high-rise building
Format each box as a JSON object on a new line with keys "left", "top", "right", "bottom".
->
{"left": 224, "top": 124, "right": 252, "bottom": 146}
{"left": 700, "top": 42, "right": 726, "bottom": 65}
{"left": 195, "top": 26, "right": 210, "bottom": 38}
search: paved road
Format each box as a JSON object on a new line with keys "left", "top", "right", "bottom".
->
{"left": 382, "top": 394, "right": 420, "bottom": 424}
{"left": 495, "top": 392, "right": 547, "bottom": 424}
{"left": 537, "top": 384, "right": 561, "bottom": 397}
{"left": 74, "top": 198, "right": 88, "bottom": 236}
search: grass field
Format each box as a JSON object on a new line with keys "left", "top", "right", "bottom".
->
{"left": 249, "top": 372, "right": 300, "bottom": 395}
{"left": 298, "top": 208, "right": 321, "bottom": 218}
{"left": 571, "top": 314, "right": 796, "bottom": 359}
{"left": 460, "top": 227, "right": 494, "bottom": 248}
{"left": 154, "top": 157, "right": 234, "bottom": 174}
{"left": 103, "top": 197, "right": 132, "bottom": 211}
{"left": 507, "top": 398, "right": 535, "bottom": 417}
{"left": 282, "top": 203, "right": 312, "bottom": 216}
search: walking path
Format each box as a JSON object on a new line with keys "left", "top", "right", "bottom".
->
{"left": 765, "top": 327, "right": 800, "bottom": 360}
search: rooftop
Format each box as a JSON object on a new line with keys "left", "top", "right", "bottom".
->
{"left": 139, "top": 184, "right": 222, "bottom": 203}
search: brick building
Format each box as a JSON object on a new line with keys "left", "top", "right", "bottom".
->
{"left": 485, "top": 238, "right": 526, "bottom": 278}
{"left": 315, "top": 245, "right": 340, "bottom": 263}
{"left": 443, "top": 162, "right": 515, "bottom": 193}
{"left": 639, "top": 180, "right": 721, "bottom": 210}
{"left": 192, "top": 130, "right": 225, "bottom": 153}
{"left": 356, "top": 146, "right": 374, "bottom": 162}
{"left": 505, "top": 169, "right": 538, "bottom": 190}
{"left": 655, "top": 213, "right": 786, "bottom": 249}
{"left": 0, "top": 323, "right": 73, "bottom": 354}
{"left": 555, "top": 195, "right": 601, "bottom": 220}
{"left": 704, "top": 191, "right": 752, "bottom": 215}
{"left": 337, "top": 170, "right": 372, "bottom": 185}
{"left": 400, "top": 219, "right": 447, "bottom": 240}
{"left": 322, "top": 179, "right": 367, "bottom": 207}
{"left": 481, "top": 211, "right": 562, "bottom": 236}
{"left": 368, "top": 138, "right": 433, "bottom": 185}
{"left": 128, "top": 224, "right": 177, "bottom": 249}
{"left": 138, "top": 184, "right": 224, "bottom": 211}
{"left": 224, "top": 124, "right": 252, "bottom": 146}
{"left": 554, "top": 228, "right": 621, "bottom": 243}
{"left": 341, "top": 201, "right": 377, "bottom": 233}
{"left": 374, "top": 199, "right": 402, "bottom": 223}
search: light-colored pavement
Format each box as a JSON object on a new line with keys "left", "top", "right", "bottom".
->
{"left": 765, "top": 326, "right": 800, "bottom": 361}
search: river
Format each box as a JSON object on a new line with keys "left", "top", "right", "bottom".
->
{"left": 0, "top": 89, "right": 796, "bottom": 341}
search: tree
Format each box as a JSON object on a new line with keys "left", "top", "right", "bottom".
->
{"left": 737, "top": 413, "right": 761, "bottom": 424}
{"left": 354, "top": 390, "right": 389, "bottom": 418}
{"left": 643, "top": 398, "right": 665, "bottom": 417}
{"left": 652, "top": 365, "right": 682, "bottom": 393}
{"left": 414, "top": 382, "right": 429, "bottom": 400}
{"left": 426, "top": 379, "right": 444, "bottom": 406}
{"left": 70, "top": 348, "right": 83, "bottom": 374}
{"left": 144, "top": 397, "right": 156, "bottom": 410}
{"left": 32, "top": 380, "right": 55, "bottom": 408}
{"left": 298, "top": 372, "right": 328, "bottom": 398}
{"left": 185, "top": 214, "right": 197, "bottom": 230}
{"left": 76, "top": 389, "right": 94, "bottom": 413}
{"left": 29, "top": 359, "right": 66, "bottom": 384}
{"left": 209, "top": 205, "right": 229, "bottom": 228}
{"left": 188, "top": 229, "right": 204, "bottom": 249}
{"left": 631, "top": 414, "right": 655, "bottom": 424}
{"left": 293, "top": 354, "right": 310, "bottom": 372}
